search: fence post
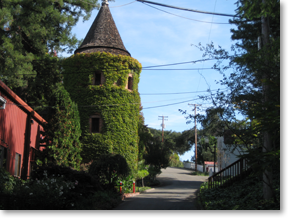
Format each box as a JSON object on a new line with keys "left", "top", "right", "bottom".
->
{"left": 133, "top": 181, "right": 135, "bottom": 193}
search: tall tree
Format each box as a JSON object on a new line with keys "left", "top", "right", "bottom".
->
{"left": 38, "top": 83, "right": 83, "bottom": 170}
{"left": 0, "top": 0, "right": 98, "bottom": 92}
{"left": 181, "top": 0, "right": 279, "bottom": 201}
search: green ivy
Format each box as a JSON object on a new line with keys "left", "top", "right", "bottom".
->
{"left": 62, "top": 52, "right": 142, "bottom": 172}
{"left": 40, "top": 84, "right": 82, "bottom": 170}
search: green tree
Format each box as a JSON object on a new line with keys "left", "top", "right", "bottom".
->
{"left": 0, "top": 0, "right": 98, "bottom": 91}
{"left": 188, "top": 0, "right": 279, "bottom": 201}
{"left": 39, "top": 84, "right": 82, "bottom": 170}
{"left": 148, "top": 128, "right": 193, "bottom": 155}
{"left": 168, "top": 153, "right": 183, "bottom": 168}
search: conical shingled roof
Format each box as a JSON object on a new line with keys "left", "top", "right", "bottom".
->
{"left": 74, "top": 1, "right": 131, "bottom": 56}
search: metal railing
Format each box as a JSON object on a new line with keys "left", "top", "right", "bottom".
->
{"left": 208, "top": 158, "right": 251, "bottom": 189}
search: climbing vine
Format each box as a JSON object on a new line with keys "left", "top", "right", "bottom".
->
{"left": 62, "top": 52, "right": 142, "bottom": 172}
{"left": 40, "top": 84, "right": 82, "bottom": 170}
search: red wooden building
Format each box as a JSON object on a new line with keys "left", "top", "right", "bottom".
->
{"left": 0, "top": 80, "right": 46, "bottom": 179}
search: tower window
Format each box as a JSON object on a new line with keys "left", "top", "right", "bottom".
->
{"left": 90, "top": 115, "right": 102, "bottom": 133}
{"left": 92, "top": 118, "right": 100, "bottom": 133}
{"left": 93, "top": 71, "right": 104, "bottom": 85}
{"left": 128, "top": 76, "right": 133, "bottom": 90}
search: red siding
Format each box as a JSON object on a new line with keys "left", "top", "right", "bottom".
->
{"left": 0, "top": 82, "right": 46, "bottom": 179}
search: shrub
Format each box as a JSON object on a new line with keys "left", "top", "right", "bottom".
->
{"left": 136, "top": 170, "right": 149, "bottom": 187}
{"left": 12, "top": 174, "right": 77, "bottom": 209}
{"left": 89, "top": 154, "right": 130, "bottom": 186}
{"left": 148, "top": 165, "right": 161, "bottom": 181}
{"left": 198, "top": 173, "right": 280, "bottom": 210}
{"left": 39, "top": 84, "right": 82, "bottom": 170}
{"left": 117, "top": 175, "right": 134, "bottom": 193}
{"left": 31, "top": 164, "right": 102, "bottom": 197}
{"left": 0, "top": 168, "right": 22, "bottom": 194}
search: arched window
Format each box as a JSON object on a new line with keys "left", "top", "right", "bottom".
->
{"left": 127, "top": 74, "right": 133, "bottom": 90}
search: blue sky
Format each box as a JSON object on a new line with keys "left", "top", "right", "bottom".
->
{"left": 63, "top": 0, "right": 242, "bottom": 161}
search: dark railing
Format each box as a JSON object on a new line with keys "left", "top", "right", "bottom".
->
{"left": 208, "top": 158, "right": 251, "bottom": 189}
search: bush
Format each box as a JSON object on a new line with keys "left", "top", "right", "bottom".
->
{"left": 12, "top": 173, "right": 77, "bottom": 209}
{"left": 31, "top": 164, "right": 102, "bottom": 195}
{"left": 192, "top": 171, "right": 209, "bottom": 176}
{"left": 117, "top": 175, "right": 134, "bottom": 193}
{"left": 198, "top": 173, "right": 280, "bottom": 210}
{"left": 148, "top": 165, "right": 161, "bottom": 181}
{"left": 89, "top": 154, "right": 130, "bottom": 186}
{"left": 136, "top": 170, "right": 149, "bottom": 187}
{"left": 0, "top": 168, "right": 22, "bottom": 194}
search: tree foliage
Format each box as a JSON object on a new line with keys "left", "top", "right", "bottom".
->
{"left": 39, "top": 84, "right": 82, "bottom": 170}
{"left": 0, "top": 0, "right": 98, "bottom": 89}
{"left": 88, "top": 154, "right": 130, "bottom": 185}
{"left": 181, "top": 0, "right": 279, "bottom": 201}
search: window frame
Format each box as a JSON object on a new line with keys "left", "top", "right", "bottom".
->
{"left": 127, "top": 73, "right": 133, "bottom": 90}
{"left": 14, "top": 153, "right": 21, "bottom": 177}
{"left": 93, "top": 71, "right": 104, "bottom": 86}
{"left": 89, "top": 115, "right": 102, "bottom": 133}
{"left": 0, "top": 96, "right": 7, "bottom": 110}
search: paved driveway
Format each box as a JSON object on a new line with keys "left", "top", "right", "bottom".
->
{"left": 114, "top": 167, "right": 208, "bottom": 210}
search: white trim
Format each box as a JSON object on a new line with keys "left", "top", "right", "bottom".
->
{"left": 0, "top": 96, "right": 6, "bottom": 109}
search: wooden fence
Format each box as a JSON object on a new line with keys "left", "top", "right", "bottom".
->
{"left": 208, "top": 158, "right": 251, "bottom": 189}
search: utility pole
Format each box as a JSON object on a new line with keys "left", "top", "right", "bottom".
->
{"left": 158, "top": 116, "right": 168, "bottom": 142}
{"left": 261, "top": 0, "right": 273, "bottom": 200}
{"left": 189, "top": 104, "right": 201, "bottom": 171}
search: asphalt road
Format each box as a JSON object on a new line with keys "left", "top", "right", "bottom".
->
{"left": 114, "top": 167, "right": 208, "bottom": 210}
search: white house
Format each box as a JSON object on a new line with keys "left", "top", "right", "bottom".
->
{"left": 216, "top": 136, "right": 245, "bottom": 171}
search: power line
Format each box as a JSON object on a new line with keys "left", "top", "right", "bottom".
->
{"left": 142, "top": 68, "right": 212, "bottom": 71}
{"left": 0, "top": 67, "right": 216, "bottom": 76}
{"left": 142, "top": 97, "right": 204, "bottom": 109}
{"left": 110, "top": 1, "right": 137, "bottom": 8}
{"left": 137, "top": 0, "right": 239, "bottom": 17}
{"left": 142, "top": 2, "right": 230, "bottom": 25}
{"left": 196, "top": 0, "right": 217, "bottom": 92}
{"left": 140, "top": 88, "right": 228, "bottom": 95}
{"left": 142, "top": 59, "right": 216, "bottom": 68}
{"left": 5, "top": 94, "right": 213, "bottom": 110}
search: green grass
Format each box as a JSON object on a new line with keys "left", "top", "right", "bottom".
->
{"left": 136, "top": 186, "right": 151, "bottom": 193}
{"left": 192, "top": 171, "right": 209, "bottom": 176}
{"left": 117, "top": 186, "right": 152, "bottom": 193}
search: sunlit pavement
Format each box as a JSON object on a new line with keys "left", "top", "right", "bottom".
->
{"left": 114, "top": 167, "right": 208, "bottom": 210}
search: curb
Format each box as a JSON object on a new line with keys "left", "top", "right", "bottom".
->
{"left": 123, "top": 188, "right": 155, "bottom": 199}
{"left": 124, "top": 192, "right": 140, "bottom": 198}
{"left": 142, "top": 188, "right": 155, "bottom": 193}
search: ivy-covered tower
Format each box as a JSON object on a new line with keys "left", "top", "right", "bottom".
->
{"left": 63, "top": 0, "right": 142, "bottom": 172}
